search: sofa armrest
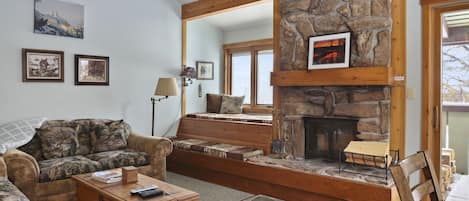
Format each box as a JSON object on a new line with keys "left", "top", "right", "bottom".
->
{"left": 0, "top": 157, "right": 6, "bottom": 179}
{"left": 4, "top": 149, "right": 40, "bottom": 184}
{"left": 127, "top": 133, "right": 173, "bottom": 158}
{"left": 127, "top": 133, "right": 173, "bottom": 180}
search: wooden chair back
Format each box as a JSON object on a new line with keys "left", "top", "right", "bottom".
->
{"left": 390, "top": 151, "right": 443, "bottom": 201}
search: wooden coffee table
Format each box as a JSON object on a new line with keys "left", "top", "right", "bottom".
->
{"left": 72, "top": 169, "right": 199, "bottom": 201}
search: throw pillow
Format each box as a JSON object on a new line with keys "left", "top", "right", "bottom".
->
{"left": 0, "top": 118, "right": 47, "bottom": 154}
{"left": 207, "top": 93, "right": 223, "bottom": 113}
{"left": 219, "top": 95, "right": 245, "bottom": 114}
{"left": 90, "top": 120, "right": 131, "bottom": 153}
{"left": 37, "top": 127, "right": 79, "bottom": 160}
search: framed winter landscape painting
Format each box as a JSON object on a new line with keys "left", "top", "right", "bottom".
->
{"left": 22, "top": 48, "right": 64, "bottom": 82}
{"left": 308, "top": 32, "right": 351, "bottom": 70}
{"left": 75, "top": 55, "right": 110, "bottom": 86}
{"left": 34, "top": 0, "right": 84, "bottom": 39}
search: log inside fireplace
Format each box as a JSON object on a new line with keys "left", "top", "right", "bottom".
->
{"left": 304, "top": 117, "right": 358, "bottom": 161}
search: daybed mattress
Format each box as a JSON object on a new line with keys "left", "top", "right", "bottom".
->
{"left": 171, "top": 138, "right": 264, "bottom": 161}
{"left": 186, "top": 113, "right": 272, "bottom": 124}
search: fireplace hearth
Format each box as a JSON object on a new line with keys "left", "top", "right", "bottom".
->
{"left": 304, "top": 117, "right": 358, "bottom": 161}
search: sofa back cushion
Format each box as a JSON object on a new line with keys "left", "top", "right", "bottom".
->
{"left": 90, "top": 120, "right": 131, "bottom": 153}
{"left": 37, "top": 127, "right": 79, "bottom": 160}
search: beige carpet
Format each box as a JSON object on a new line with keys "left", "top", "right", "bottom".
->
{"left": 166, "top": 172, "right": 252, "bottom": 201}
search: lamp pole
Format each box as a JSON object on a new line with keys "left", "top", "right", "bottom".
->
{"left": 151, "top": 96, "right": 168, "bottom": 136}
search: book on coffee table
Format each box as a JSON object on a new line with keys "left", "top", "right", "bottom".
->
{"left": 91, "top": 171, "right": 122, "bottom": 183}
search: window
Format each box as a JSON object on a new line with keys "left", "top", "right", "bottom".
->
{"left": 257, "top": 50, "right": 274, "bottom": 105}
{"left": 224, "top": 39, "right": 274, "bottom": 112}
{"left": 231, "top": 52, "right": 252, "bottom": 104}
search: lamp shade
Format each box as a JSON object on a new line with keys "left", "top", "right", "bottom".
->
{"left": 154, "top": 78, "right": 178, "bottom": 96}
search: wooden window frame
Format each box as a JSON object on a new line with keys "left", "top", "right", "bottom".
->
{"left": 224, "top": 39, "right": 274, "bottom": 113}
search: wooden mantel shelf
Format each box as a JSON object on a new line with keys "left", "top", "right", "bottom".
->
{"left": 271, "top": 67, "right": 394, "bottom": 87}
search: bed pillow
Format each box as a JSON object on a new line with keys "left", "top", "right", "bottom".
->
{"left": 219, "top": 95, "right": 245, "bottom": 114}
{"left": 207, "top": 94, "right": 223, "bottom": 113}
{"left": 38, "top": 127, "right": 79, "bottom": 160}
{"left": 0, "top": 118, "right": 47, "bottom": 154}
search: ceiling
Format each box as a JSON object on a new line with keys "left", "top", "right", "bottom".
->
{"left": 187, "top": 1, "right": 273, "bottom": 31}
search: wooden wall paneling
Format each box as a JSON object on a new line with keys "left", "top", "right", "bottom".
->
{"left": 181, "top": 20, "right": 187, "bottom": 117}
{"left": 224, "top": 39, "right": 273, "bottom": 50}
{"left": 390, "top": 0, "right": 407, "bottom": 160}
{"left": 271, "top": 67, "right": 393, "bottom": 86}
{"left": 272, "top": 0, "right": 281, "bottom": 141}
{"left": 224, "top": 48, "right": 231, "bottom": 94}
{"left": 178, "top": 117, "right": 273, "bottom": 154}
{"left": 182, "top": 0, "right": 270, "bottom": 20}
{"left": 420, "top": 0, "right": 464, "bottom": 6}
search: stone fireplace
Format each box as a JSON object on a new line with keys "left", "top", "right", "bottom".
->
{"left": 277, "top": 0, "right": 393, "bottom": 160}
{"left": 304, "top": 117, "right": 358, "bottom": 161}
{"left": 280, "top": 86, "right": 390, "bottom": 159}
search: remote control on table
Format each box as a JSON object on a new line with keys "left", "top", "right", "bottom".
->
{"left": 138, "top": 189, "right": 164, "bottom": 198}
{"left": 130, "top": 185, "right": 158, "bottom": 195}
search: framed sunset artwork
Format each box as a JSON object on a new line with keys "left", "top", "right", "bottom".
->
{"left": 308, "top": 32, "right": 351, "bottom": 70}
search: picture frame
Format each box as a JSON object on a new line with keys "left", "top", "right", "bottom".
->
{"left": 308, "top": 32, "right": 351, "bottom": 70}
{"left": 22, "top": 48, "right": 64, "bottom": 82}
{"left": 196, "top": 61, "right": 214, "bottom": 80}
{"left": 75, "top": 55, "right": 110, "bottom": 86}
{"left": 34, "top": 0, "right": 85, "bottom": 39}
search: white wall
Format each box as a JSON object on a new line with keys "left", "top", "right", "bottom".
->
{"left": 186, "top": 19, "right": 224, "bottom": 113}
{"left": 223, "top": 23, "right": 273, "bottom": 44}
{"left": 0, "top": 0, "right": 183, "bottom": 136}
{"left": 405, "top": 0, "right": 423, "bottom": 156}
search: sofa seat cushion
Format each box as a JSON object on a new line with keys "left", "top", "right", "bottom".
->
{"left": 0, "top": 180, "right": 29, "bottom": 201}
{"left": 85, "top": 149, "right": 150, "bottom": 170}
{"left": 38, "top": 156, "right": 101, "bottom": 183}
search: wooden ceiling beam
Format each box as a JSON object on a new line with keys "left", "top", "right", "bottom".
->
{"left": 421, "top": 0, "right": 469, "bottom": 6}
{"left": 182, "top": 0, "right": 270, "bottom": 20}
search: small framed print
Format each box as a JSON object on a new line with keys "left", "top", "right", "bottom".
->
{"left": 308, "top": 32, "right": 351, "bottom": 70}
{"left": 196, "top": 61, "right": 214, "bottom": 80}
{"left": 75, "top": 55, "right": 109, "bottom": 85}
{"left": 22, "top": 48, "right": 64, "bottom": 82}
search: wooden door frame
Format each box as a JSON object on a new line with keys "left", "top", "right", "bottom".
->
{"left": 421, "top": 0, "right": 469, "bottom": 177}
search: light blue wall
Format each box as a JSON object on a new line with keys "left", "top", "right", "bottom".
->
{"left": 224, "top": 23, "right": 273, "bottom": 44}
{"left": 406, "top": 0, "right": 423, "bottom": 157}
{"left": 406, "top": 0, "right": 423, "bottom": 185}
{"left": 186, "top": 20, "right": 224, "bottom": 114}
{"left": 0, "top": 0, "right": 183, "bottom": 136}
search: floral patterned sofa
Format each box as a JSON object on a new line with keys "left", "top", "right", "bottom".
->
{"left": 3, "top": 119, "right": 172, "bottom": 201}
{"left": 0, "top": 156, "right": 29, "bottom": 201}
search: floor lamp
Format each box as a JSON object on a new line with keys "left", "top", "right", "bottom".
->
{"left": 151, "top": 78, "right": 178, "bottom": 136}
